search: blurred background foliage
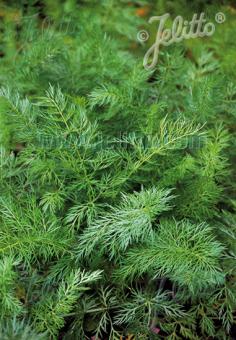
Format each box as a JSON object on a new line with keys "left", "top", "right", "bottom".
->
{"left": 0, "top": 0, "right": 235, "bottom": 91}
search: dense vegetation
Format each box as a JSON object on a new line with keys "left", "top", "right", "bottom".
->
{"left": 0, "top": 1, "right": 235, "bottom": 339}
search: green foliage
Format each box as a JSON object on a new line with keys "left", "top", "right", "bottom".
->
{"left": 0, "top": 318, "right": 47, "bottom": 340}
{"left": 115, "top": 219, "right": 225, "bottom": 293}
{"left": 0, "top": 257, "right": 22, "bottom": 318}
{"left": 78, "top": 187, "right": 175, "bottom": 259}
{"left": 0, "top": 0, "right": 235, "bottom": 339}
{"left": 33, "top": 269, "right": 102, "bottom": 337}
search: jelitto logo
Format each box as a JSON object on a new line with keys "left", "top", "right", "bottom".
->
{"left": 137, "top": 12, "right": 226, "bottom": 70}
